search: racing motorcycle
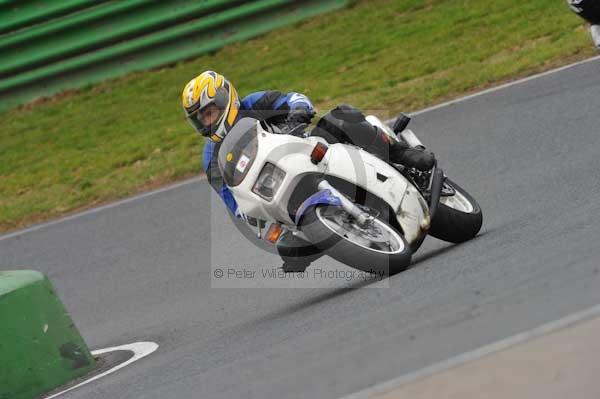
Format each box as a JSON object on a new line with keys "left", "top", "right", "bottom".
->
{"left": 217, "top": 112, "right": 482, "bottom": 275}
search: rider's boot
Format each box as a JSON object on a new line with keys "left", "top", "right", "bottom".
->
{"left": 389, "top": 141, "right": 435, "bottom": 171}
{"left": 310, "top": 104, "right": 435, "bottom": 171}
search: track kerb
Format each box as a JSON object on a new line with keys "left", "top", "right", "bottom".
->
{"left": 0, "top": 270, "right": 95, "bottom": 399}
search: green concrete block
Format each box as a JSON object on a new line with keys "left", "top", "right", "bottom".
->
{"left": 0, "top": 270, "right": 95, "bottom": 399}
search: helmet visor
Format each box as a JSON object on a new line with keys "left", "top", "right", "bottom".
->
{"left": 186, "top": 103, "right": 224, "bottom": 137}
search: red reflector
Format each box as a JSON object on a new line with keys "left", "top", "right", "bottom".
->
{"left": 310, "top": 142, "right": 328, "bottom": 164}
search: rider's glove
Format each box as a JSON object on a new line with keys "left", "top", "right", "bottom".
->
{"left": 280, "top": 108, "right": 314, "bottom": 137}
{"left": 286, "top": 107, "right": 314, "bottom": 128}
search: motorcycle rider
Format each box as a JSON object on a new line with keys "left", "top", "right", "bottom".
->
{"left": 182, "top": 70, "right": 435, "bottom": 269}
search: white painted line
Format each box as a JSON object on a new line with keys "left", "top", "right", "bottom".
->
{"left": 0, "top": 177, "right": 205, "bottom": 242}
{"left": 339, "top": 302, "right": 600, "bottom": 399}
{"left": 43, "top": 341, "right": 159, "bottom": 399}
{"left": 3, "top": 55, "right": 600, "bottom": 242}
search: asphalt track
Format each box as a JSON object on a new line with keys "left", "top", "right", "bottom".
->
{"left": 2, "top": 57, "right": 600, "bottom": 399}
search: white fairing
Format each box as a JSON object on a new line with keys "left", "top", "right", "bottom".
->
{"left": 365, "top": 115, "right": 399, "bottom": 142}
{"left": 226, "top": 131, "right": 327, "bottom": 224}
{"left": 320, "top": 144, "right": 429, "bottom": 243}
{"left": 366, "top": 115, "right": 424, "bottom": 148}
{"left": 226, "top": 118, "right": 430, "bottom": 245}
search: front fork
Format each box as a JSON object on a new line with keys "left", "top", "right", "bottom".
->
{"left": 316, "top": 180, "right": 373, "bottom": 226}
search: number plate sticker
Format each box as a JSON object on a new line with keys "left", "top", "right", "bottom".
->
{"left": 236, "top": 154, "right": 250, "bottom": 173}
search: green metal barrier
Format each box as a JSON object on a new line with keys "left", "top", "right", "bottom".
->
{"left": 0, "top": 0, "right": 108, "bottom": 35}
{"left": 0, "top": 0, "right": 349, "bottom": 112}
{"left": 0, "top": 0, "right": 152, "bottom": 52}
{"left": 0, "top": 0, "right": 243, "bottom": 78}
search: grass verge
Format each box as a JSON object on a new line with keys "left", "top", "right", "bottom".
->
{"left": 0, "top": 0, "right": 595, "bottom": 232}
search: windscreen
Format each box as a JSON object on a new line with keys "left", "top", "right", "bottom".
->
{"left": 218, "top": 118, "right": 259, "bottom": 187}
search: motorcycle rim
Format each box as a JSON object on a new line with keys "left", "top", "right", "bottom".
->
{"left": 315, "top": 206, "right": 405, "bottom": 255}
{"left": 440, "top": 182, "right": 474, "bottom": 213}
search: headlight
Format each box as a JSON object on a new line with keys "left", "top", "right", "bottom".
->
{"left": 252, "top": 163, "right": 286, "bottom": 201}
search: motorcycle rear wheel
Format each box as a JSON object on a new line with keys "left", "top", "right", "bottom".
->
{"left": 428, "top": 178, "right": 483, "bottom": 243}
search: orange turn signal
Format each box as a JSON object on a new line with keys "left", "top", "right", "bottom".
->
{"left": 266, "top": 223, "right": 283, "bottom": 243}
{"left": 310, "top": 142, "right": 328, "bottom": 164}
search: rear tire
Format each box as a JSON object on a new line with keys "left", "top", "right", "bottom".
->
{"left": 428, "top": 178, "right": 482, "bottom": 243}
{"left": 300, "top": 204, "right": 412, "bottom": 276}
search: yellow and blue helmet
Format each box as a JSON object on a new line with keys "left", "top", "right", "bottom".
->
{"left": 182, "top": 71, "right": 240, "bottom": 142}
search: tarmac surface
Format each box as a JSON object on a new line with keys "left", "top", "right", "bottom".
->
{"left": 1, "top": 57, "right": 600, "bottom": 399}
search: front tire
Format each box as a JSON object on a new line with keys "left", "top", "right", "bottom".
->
{"left": 300, "top": 204, "right": 412, "bottom": 275}
{"left": 428, "top": 178, "right": 482, "bottom": 243}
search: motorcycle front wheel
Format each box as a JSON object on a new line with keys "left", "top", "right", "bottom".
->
{"left": 300, "top": 204, "right": 412, "bottom": 276}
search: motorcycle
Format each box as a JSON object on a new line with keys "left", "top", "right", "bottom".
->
{"left": 217, "top": 112, "right": 482, "bottom": 275}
